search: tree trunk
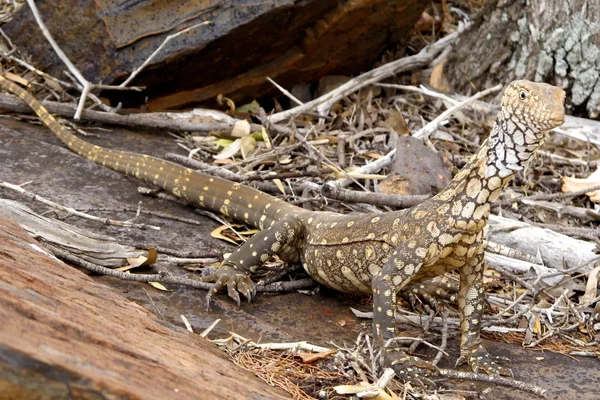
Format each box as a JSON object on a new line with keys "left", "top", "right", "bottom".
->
{"left": 446, "top": 0, "right": 600, "bottom": 119}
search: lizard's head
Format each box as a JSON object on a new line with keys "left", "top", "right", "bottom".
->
{"left": 484, "top": 80, "right": 566, "bottom": 180}
{"left": 502, "top": 80, "right": 565, "bottom": 130}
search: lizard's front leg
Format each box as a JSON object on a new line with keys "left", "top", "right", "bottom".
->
{"left": 202, "top": 214, "right": 305, "bottom": 306}
{"left": 372, "top": 246, "right": 435, "bottom": 382}
{"left": 456, "top": 247, "right": 512, "bottom": 376}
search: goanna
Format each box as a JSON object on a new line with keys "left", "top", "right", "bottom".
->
{"left": 0, "top": 76, "right": 565, "bottom": 378}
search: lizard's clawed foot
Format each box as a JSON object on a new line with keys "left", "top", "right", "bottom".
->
{"left": 456, "top": 345, "right": 513, "bottom": 377}
{"left": 202, "top": 264, "right": 256, "bottom": 308}
{"left": 384, "top": 349, "right": 438, "bottom": 387}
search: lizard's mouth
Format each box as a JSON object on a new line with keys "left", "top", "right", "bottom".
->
{"left": 550, "top": 113, "right": 565, "bottom": 125}
{"left": 548, "top": 91, "right": 566, "bottom": 127}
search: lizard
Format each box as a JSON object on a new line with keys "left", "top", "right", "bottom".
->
{"left": 0, "top": 76, "right": 565, "bottom": 379}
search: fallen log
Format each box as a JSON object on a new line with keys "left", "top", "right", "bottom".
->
{"left": 0, "top": 216, "right": 287, "bottom": 399}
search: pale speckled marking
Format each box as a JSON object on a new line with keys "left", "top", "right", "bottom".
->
{"left": 368, "top": 263, "right": 381, "bottom": 276}
{"left": 473, "top": 204, "right": 490, "bottom": 220}
{"left": 317, "top": 269, "right": 344, "bottom": 291}
{"left": 341, "top": 266, "right": 370, "bottom": 292}
{"left": 461, "top": 202, "right": 476, "bottom": 219}
{"left": 466, "top": 179, "right": 482, "bottom": 197}
{"left": 426, "top": 221, "right": 440, "bottom": 237}
{"left": 438, "top": 233, "right": 454, "bottom": 246}
{"left": 477, "top": 189, "right": 490, "bottom": 204}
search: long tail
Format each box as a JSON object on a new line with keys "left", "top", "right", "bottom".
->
{"left": 0, "top": 76, "right": 301, "bottom": 228}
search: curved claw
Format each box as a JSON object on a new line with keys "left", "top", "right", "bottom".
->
{"left": 238, "top": 280, "right": 254, "bottom": 304}
{"left": 457, "top": 346, "right": 513, "bottom": 377}
{"left": 226, "top": 278, "right": 242, "bottom": 306}
{"left": 202, "top": 265, "right": 255, "bottom": 310}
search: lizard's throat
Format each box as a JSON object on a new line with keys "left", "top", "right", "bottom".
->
{"left": 485, "top": 110, "right": 547, "bottom": 180}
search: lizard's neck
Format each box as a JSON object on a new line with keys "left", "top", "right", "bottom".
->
{"left": 485, "top": 108, "right": 547, "bottom": 184}
{"left": 431, "top": 110, "right": 549, "bottom": 226}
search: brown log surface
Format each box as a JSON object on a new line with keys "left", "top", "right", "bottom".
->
{"left": 0, "top": 216, "right": 287, "bottom": 400}
{"left": 5, "top": 0, "right": 425, "bottom": 110}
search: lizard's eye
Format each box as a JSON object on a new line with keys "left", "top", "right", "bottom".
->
{"left": 519, "top": 91, "right": 528, "bottom": 100}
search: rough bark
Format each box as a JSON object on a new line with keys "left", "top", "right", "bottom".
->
{"left": 446, "top": 0, "right": 600, "bottom": 118}
{"left": 0, "top": 216, "right": 287, "bottom": 400}
{"left": 5, "top": 0, "right": 425, "bottom": 110}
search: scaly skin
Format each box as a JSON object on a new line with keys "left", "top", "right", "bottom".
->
{"left": 0, "top": 76, "right": 565, "bottom": 379}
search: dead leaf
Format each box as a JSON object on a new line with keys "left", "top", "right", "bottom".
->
{"left": 562, "top": 169, "right": 600, "bottom": 202}
{"left": 363, "top": 152, "right": 384, "bottom": 159}
{"left": 440, "top": 0, "right": 455, "bottom": 33}
{"left": 414, "top": 11, "right": 435, "bottom": 33}
{"left": 237, "top": 99, "right": 260, "bottom": 114}
{"left": 215, "top": 138, "right": 233, "bottom": 147}
{"left": 334, "top": 384, "right": 367, "bottom": 395}
{"left": 334, "top": 383, "right": 394, "bottom": 399}
{"left": 429, "top": 59, "right": 449, "bottom": 92}
{"left": 581, "top": 265, "right": 600, "bottom": 305}
{"left": 240, "top": 136, "right": 256, "bottom": 159}
{"left": 273, "top": 178, "right": 286, "bottom": 194}
{"left": 149, "top": 282, "right": 171, "bottom": 291}
{"left": 278, "top": 154, "right": 292, "bottom": 164}
{"left": 238, "top": 228, "right": 260, "bottom": 236}
{"left": 117, "top": 248, "right": 158, "bottom": 272}
{"left": 214, "top": 138, "right": 242, "bottom": 160}
{"left": 293, "top": 349, "right": 335, "bottom": 363}
{"left": 383, "top": 110, "right": 409, "bottom": 136}
{"left": 145, "top": 247, "right": 158, "bottom": 264}
{"left": 210, "top": 225, "right": 240, "bottom": 245}
{"left": 261, "top": 126, "right": 272, "bottom": 149}
{"left": 231, "top": 120, "right": 251, "bottom": 137}
{"left": 533, "top": 316, "right": 542, "bottom": 334}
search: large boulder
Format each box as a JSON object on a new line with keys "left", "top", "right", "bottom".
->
{"left": 5, "top": 0, "right": 425, "bottom": 109}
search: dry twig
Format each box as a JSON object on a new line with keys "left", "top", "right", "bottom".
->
{"left": 1, "top": 181, "right": 160, "bottom": 231}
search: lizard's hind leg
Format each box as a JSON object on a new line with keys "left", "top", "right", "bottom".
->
{"left": 372, "top": 244, "right": 438, "bottom": 384}
{"left": 203, "top": 214, "right": 306, "bottom": 306}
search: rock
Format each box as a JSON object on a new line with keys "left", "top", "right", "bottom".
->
{"left": 0, "top": 216, "right": 287, "bottom": 399}
{"left": 377, "top": 136, "right": 452, "bottom": 196}
{"left": 4, "top": 0, "right": 425, "bottom": 110}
